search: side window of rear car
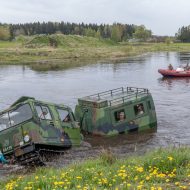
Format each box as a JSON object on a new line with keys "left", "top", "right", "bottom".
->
{"left": 114, "top": 109, "right": 126, "bottom": 122}
{"left": 134, "top": 103, "right": 145, "bottom": 116}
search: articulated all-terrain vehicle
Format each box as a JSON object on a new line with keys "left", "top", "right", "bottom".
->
{"left": 0, "top": 97, "right": 81, "bottom": 165}
{"left": 0, "top": 87, "right": 157, "bottom": 165}
{"left": 75, "top": 87, "right": 157, "bottom": 136}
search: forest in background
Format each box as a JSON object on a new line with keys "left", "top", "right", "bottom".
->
{"left": 0, "top": 22, "right": 152, "bottom": 42}
{"left": 1, "top": 22, "right": 190, "bottom": 43}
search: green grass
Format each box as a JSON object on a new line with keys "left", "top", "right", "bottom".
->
{"left": 1, "top": 147, "right": 190, "bottom": 190}
{"left": 0, "top": 35, "right": 190, "bottom": 71}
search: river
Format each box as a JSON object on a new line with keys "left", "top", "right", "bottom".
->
{"left": 0, "top": 52, "right": 190, "bottom": 149}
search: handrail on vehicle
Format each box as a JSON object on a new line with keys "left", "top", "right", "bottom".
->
{"left": 86, "top": 87, "right": 149, "bottom": 104}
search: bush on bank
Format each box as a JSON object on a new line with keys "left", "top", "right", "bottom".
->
{"left": 1, "top": 147, "right": 190, "bottom": 190}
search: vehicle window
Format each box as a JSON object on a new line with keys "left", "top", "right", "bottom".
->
{"left": 0, "top": 113, "right": 10, "bottom": 131}
{"left": 57, "top": 108, "right": 71, "bottom": 122}
{"left": 9, "top": 104, "right": 33, "bottom": 126}
{"left": 114, "top": 109, "right": 126, "bottom": 122}
{"left": 134, "top": 103, "right": 145, "bottom": 116}
{"left": 35, "top": 105, "right": 52, "bottom": 120}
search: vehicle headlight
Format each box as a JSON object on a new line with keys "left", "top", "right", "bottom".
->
{"left": 24, "top": 135, "right": 30, "bottom": 143}
{"left": 60, "top": 137, "right": 64, "bottom": 142}
{"left": 19, "top": 141, "right": 24, "bottom": 146}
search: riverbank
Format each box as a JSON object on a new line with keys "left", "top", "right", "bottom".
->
{"left": 0, "top": 35, "right": 190, "bottom": 71}
{"left": 0, "top": 147, "right": 190, "bottom": 190}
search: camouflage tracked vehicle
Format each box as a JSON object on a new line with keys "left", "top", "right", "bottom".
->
{"left": 0, "top": 97, "right": 81, "bottom": 165}
{"left": 75, "top": 87, "right": 157, "bottom": 137}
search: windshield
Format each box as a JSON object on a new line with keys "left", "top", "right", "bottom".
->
{"left": 0, "top": 104, "right": 33, "bottom": 131}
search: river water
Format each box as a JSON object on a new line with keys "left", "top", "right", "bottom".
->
{"left": 0, "top": 52, "right": 190, "bottom": 149}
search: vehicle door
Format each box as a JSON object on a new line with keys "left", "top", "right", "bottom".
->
{"left": 34, "top": 104, "right": 58, "bottom": 139}
{"left": 56, "top": 107, "right": 81, "bottom": 146}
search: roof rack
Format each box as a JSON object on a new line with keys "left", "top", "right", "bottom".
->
{"left": 108, "top": 87, "right": 149, "bottom": 106}
{"left": 80, "top": 87, "right": 149, "bottom": 107}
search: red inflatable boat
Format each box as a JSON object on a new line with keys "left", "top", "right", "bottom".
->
{"left": 158, "top": 69, "right": 190, "bottom": 77}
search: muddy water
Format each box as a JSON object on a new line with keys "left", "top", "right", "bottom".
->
{"left": 0, "top": 52, "right": 190, "bottom": 162}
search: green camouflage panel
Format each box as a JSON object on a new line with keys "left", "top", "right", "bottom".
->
{"left": 75, "top": 87, "right": 157, "bottom": 137}
{"left": 0, "top": 97, "right": 81, "bottom": 158}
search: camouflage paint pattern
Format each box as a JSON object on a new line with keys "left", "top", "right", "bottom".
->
{"left": 0, "top": 97, "right": 81, "bottom": 159}
{"left": 75, "top": 87, "right": 157, "bottom": 137}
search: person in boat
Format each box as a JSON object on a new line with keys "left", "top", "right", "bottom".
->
{"left": 168, "top": 64, "right": 173, "bottom": 70}
{"left": 0, "top": 151, "right": 8, "bottom": 164}
{"left": 184, "top": 63, "right": 190, "bottom": 71}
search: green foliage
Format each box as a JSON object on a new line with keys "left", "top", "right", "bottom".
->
{"left": 1, "top": 147, "right": 190, "bottom": 189}
{"left": 99, "top": 148, "right": 116, "bottom": 165}
{"left": 133, "top": 25, "right": 152, "bottom": 41}
{"left": 143, "top": 147, "right": 190, "bottom": 173}
{"left": 176, "top": 25, "right": 190, "bottom": 42}
{"left": 0, "top": 26, "right": 10, "bottom": 40}
{"left": 84, "top": 28, "right": 97, "bottom": 37}
{"left": 165, "top": 37, "right": 172, "bottom": 45}
{"left": 22, "top": 34, "right": 115, "bottom": 48}
{"left": 9, "top": 22, "right": 136, "bottom": 42}
{"left": 111, "top": 24, "right": 123, "bottom": 42}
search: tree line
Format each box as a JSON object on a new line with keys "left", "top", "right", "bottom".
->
{"left": 0, "top": 22, "right": 152, "bottom": 42}
{"left": 176, "top": 26, "right": 190, "bottom": 42}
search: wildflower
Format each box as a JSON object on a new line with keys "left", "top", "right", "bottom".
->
{"left": 76, "top": 176, "right": 82, "bottom": 180}
{"left": 168, "top": 156, "right": 173, "bottom": 161}
{"left": 146, "top": 176, "right": 150, "bottom": 180}
{"left": 35, "top": 176, "right": 39, "bottom": 180}
{"left": 175, "top": 182, "right": 180, "bottom": 186}
{"left": 136, "top": 167, "right": 144, "bottom": 173}
{"left": 137, "top": 185, "right": 143, "bottom": 189}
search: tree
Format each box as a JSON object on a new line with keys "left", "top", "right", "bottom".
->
{"left": 84, "top": 28, "right": 96, "bottom": 37}
{"left": 165, "top": 37, "right": 172, "bottom": 45}
{"left": 176, "top": 25, "right": 190, "bottom": 42}
{"left": 111, "top": 24, "right": 123, "bottom": 42}
{"left": 0, "top": 26, "right": 10, "bottom": 40}
{"left": 133, "top": 25, "right": 152, "bottom": 41}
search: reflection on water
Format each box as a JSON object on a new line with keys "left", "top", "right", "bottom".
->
{"left": 158, "top": 77, "right": 190, "bottom": 90}
{"left": 0, "top": 52, "right": 190, "bottom": 150}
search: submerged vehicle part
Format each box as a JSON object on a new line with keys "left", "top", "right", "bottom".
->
{"left": 0, "top": 97, "right": 81, "bottom": 165}
{"left": 75, "top": 87, "right": 157, "bottom": 137}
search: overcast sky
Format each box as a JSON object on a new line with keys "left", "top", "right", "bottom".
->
{"left": 0, "top": 0, "right": 190, "bottom": 36}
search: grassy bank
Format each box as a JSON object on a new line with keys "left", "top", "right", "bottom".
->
{"left": 0, "top": 35, "right": 190, "bottom": 71}
{"left": 1, "top": 147, "right": 190, "bottom": 190}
